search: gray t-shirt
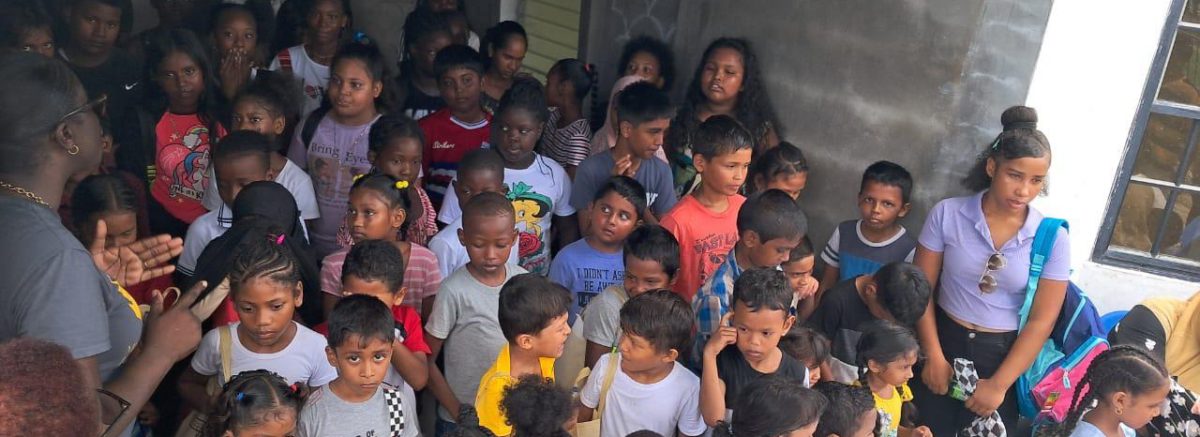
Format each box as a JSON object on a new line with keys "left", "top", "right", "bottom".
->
{"left": 0, "top": 197, "right": 141, "bottom": 381}
{"left": 582, "top": 285, "right": 630, "bottom": 349}
{"left": 425, "top": 263, "right": 527, "bottom": 421}
{"left": 571, "top": 150, "right": 678, "bottom": 217}
{"left": 298, "top": 384, "right": 418, "bottom": 437}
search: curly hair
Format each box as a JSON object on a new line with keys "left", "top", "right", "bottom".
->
{"left": 0, "top": 339, "right": 98, "bottom": 436}
{"left": 617, "top": 35, "right": 676, "bottom": 90}
{"left": 203, "top": 370, "right": 305, "bottom": 437}
{"left": 500, "top": 375, "right": 573, "bottom": 437}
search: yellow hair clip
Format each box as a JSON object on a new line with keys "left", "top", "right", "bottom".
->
{"left": 353, "top": 173, "right": 366, "bottom": 183}
{"left": 394, "top": 180, "right": 409, "bottom": 190}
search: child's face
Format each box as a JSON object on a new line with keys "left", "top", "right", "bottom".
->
{"left": 868, "top": 351, "right": 918, "bottom": 388}
{"left": 766, "top": 172, "right": 808, "bottom": 200}
{"left": 489, "top": 37, "right": 527, "bottom": 80}
{"left": 347, "top": 189, "right": 405, "bottom": 243}
{"left": 459, "top": 213, "right": 518, "bottom": 275}
{"left": 495, "top": 108, "right": 542, "bottom": 167}
{"left": 782, "top": 255, "right": 815, "bottom": 294}
{"left": 225, "top": 408, "right": 297, "bottom": 437}
{"left": 19, "top": 26, "right": 55, "bottom": 58}
{"left": 439, "top": 67, "right": 483, "bottom": 116}
{"left": 622, "top": 256, "right": 673, "bottom": 297}
{"left": 453, "top": 169, "right": 506, "bottom": 211}
{"left": 694, "top": 149, "right": 752, "bottom": 196}
{"left": 700, "top": 47, "right": 744, "bottom": 107}
{"left": 234, "top": 277, "right": 301, "bottom": 349}
{"left": 589, "top": 191, "right": 641, "bottom": 247}
{"left": 625, "top": 51, "right": 663, "bottom": 88}
{"left": 326, "top": 334, "right": 394, "bottom": 394}
{"left": 806, "top": 363, "right": 820, "bottom": 387}
{"left": 744, "top": 233, "right": 802, "bottom": 269}
{"left": 545, "top": 67, "right": 565, "bottom": 108}
{"left": 1115, "top": 382, "right": 1171, "bottom": 429}
{"left": 329, "top": 59, "right": 382, "bottom": 121}
{"left": 215, "top": 154, "right": 273, "bottom": 206}
{"left": 306, "top": 0, "right": 347, "bottom": 45}
{"left": 447, "top": 16, "right": 469, "bottom": 45}
{"left": 83, "top": 211, "right": 138, "bottom": 249}
{"left": 731, "top": 301, "right": 794, "bottom": 365}
{"left": 857, "top": 180, "right": 909, "bottom": 233}
{"left": 985, "top": 156, "right": 1050, "bottom": 213}
{"left": 621, "top": 118, "right": 670, "bottom": 160}
{"left": 214, "top": 9, "right": 258, "bottom": 56}
{"left": 370, "top": 137, "right": 422, "bottom": 184}
{"left": 69, "top": 0, "right": 121, "bottom": 57}
{"left": 157, "top": 51, "right": 205, "bottom": 112}
{"left": 412, "top": 33, "right": 452, "bottom": 77}
{"left": 232, "top": 100, "right": 286, "bottom": 138}
{"left": 520, "top": 312, "right": 571, "bottom": 358}
{"left": 342, "top": 274, "right": 405, "bottom": 308}
{"left": 617, "top": 331, "right": 675, "bottom": 373}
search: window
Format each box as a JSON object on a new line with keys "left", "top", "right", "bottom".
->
{"left": 1098, "top": 0, "right": 1200, "bottom": 278}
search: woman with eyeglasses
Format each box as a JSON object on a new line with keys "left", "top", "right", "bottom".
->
{"left": 0, "top": 52, "right": 203, "bottom": 435}
{"left": 908, "top": 105, "right": 1069, "bottom": 435}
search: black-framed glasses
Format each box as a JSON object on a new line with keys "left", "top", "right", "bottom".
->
{"left": 60, "top": 94, "right": 108, "bottom": 124}
{"left": 97, "top": 388, "right": 131, "bottom": 437}
{"left": 978, "top": 252, "right": 1008, "bottom": 294}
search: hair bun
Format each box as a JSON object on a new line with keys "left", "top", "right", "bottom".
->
{"left": 1000, "top": 105, "right": 1038, "bottom": 131}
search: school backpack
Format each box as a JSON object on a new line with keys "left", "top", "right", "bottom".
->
{"left": 1015, "top": 218, "right": 1109, "bottom": 421}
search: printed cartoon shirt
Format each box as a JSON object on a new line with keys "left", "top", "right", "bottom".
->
{"left": 151, "top": 112, "right": 226, "bottom": 223}
{"left": 659, "top": 194, "right": 745, "bottom": 302}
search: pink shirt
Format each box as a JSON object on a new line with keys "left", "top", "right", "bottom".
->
{"left": 321, "top": 243, "right": 443, "bottom": 310}
{"left": 660, "top": 194, "right": 745, "bottom": 302}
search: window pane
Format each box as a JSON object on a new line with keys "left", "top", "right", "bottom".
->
{"left": 1186, "top": 0, "right": 1200, "bottom": 24}
{"left": 1163, "top": 192, "right": 1200, "bottom": 259}
{"left": 1133, "top": 113, "right": 1191, "bottom": 181}
{"left": 1111, "top": 183, "right": 1194, "bottom": 255}
{"left": 1157, "top": 31, "right": 1200, "bottom": 106}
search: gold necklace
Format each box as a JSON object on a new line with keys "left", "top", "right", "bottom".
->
{"left": 0, "top": 180, "right": 49, "bottom": 207}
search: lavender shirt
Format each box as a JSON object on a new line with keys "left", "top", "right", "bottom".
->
{"left": 918, "top": 191, "right": 1070, "bottom": 331}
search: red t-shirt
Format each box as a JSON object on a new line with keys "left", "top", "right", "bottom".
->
{"left": 314, "top": 304, "right": 431, "bottom": 354}
{"left": 660, "top": 194, "right": 746, "bottom": 302}
{"left": 150, "top": 113, "right": 226, "bottom": 223}
{"left": 418, "top": 109, "right": 491, "bottom": 208}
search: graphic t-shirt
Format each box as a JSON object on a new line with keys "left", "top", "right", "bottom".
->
{"left": 151, "top": 113, "right": 226, "bottom": 223}
{"left": 549, "top": 239, "right": 624, "bottom": 323}
{"left": 287, "top": 115, "right": 379, "bottom": 256}
{"left": 419, "top": 109, "right": 492, "bottom": 209}
{"left": 660, "top": 195, "right": 745, "bottom": 302}
{"left": 269, "top": 45, "right": 330, "bottom": 117}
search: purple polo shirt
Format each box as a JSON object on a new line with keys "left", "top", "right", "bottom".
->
{"left": 918, "top": 191, "right": 1071, "bottom": 331}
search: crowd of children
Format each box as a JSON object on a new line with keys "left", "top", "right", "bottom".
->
{"left": 0, "top": 1, "right": 1179, "bottom": 437}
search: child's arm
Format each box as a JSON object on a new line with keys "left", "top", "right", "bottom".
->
{"left": 421, "top": 296, "right": 436, "bottom": 326}
{"left": 177, "top": 366, "right": 214, "bottom": 412}
{"left": 700, "top": 313, "right": 736, "bottom": 426}
{"left": 391, "top": 339, "right": 429, "bottom": 390}
{"left": 425, "top": 334, "right": 462, "bottom": 419}
{"left": 899, "top": 426, "right": 933, "bottom": 437}
{"left": 584, "top": 341, "right": 610, "bottom": 369}
{"left": 817, "top": 264, "right": 839, "bottom": 299}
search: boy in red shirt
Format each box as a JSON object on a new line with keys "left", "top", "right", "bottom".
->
{"left": 420, "top": 44, "right": 491, "bottom": 210}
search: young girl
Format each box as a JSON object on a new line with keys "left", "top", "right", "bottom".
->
{"left": 0, "top": 0, "right": 55, "bottom": 58}
{"left": 321, "top": 174, "right": 442, "bottom": 321}
{"left": 71, "top": 174, "right": 169, "bottom": 307}
{"left": 540, "top": 58, "right": 597, "bottom": 175}
{"left": 1039, "top": 346, "right": 1169, "bottom": 437}
{"left": 713, "top": 374, "right": 827, "bottom": 437}
{"left": 364, "top": 113, "right": 439, "bottom": 245}
{"left": 499, "top": 375, "right": 574, "bottom": 437}
{"left": 666, "top": 37, "right": 782, "bottom": 196}
{"left": 747, "top": 141, "right": 809, "bottom": 199}
{"left": 287, "top": 41, "right": 388, "bottom": 257}
{"left": 813, "top": 381, "right": 878, "bottom": 437}
{"left": 396, "top": 7, "right": 452, "bottom": 120}
{"left": 616, "top": 35, "right": 675, "bottom": 91}
{"left": 203, "top": 370, "right": 306, "bottom": 437}
{"left": 479, "top": 21, "right": 528, "bottom": 113}
{"left": 782, "top": 326, "right": 831, "bottom": 388}
{"left": 787, "top": 236, "right": 821, "bottom": 319}
{"left": 270, "top": 0, "right": 350, "bottom": 116}
{"left": 856, "top": 321, "right": 929, "bottom": 437}
{"left": 210, "top": 2, "right": 273, "bottom": 100}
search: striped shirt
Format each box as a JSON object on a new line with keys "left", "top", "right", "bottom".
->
{"left": 538, "top": 107, "right": 593, "bottom": 169}
{"left": 321, "top": 243, "right": 443, "bottom": 310}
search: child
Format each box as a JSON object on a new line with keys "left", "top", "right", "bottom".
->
{"left": 693, "top": 189, "right": 806, "bottom": 346}
{"left": 445, "top": 407, "right": 500, "bottom": 437}
{"left": 269, "top": 0, "right": 349, "bottom": 116}
{"left": 425, "top": 192, "right": 526, "bottom": 429}
{"left": 551, "top": 176, "right": 646, "bottom": 322}
{"left": 712, "top": 375, "right": 826, "bottom": 437}
{"left": 479, "top": 21, "right": 528, "bottom": 113}
{"left": 812, "top": 381, "right": 878, "bottom": 437}
{"left": 1039, "top": 345, "right": 1169, "bottom": 437}
{"left": 581, "top": 224, "right": 680, "bottom": 368}
{"left": 366, "top": 113, "right": 439, "bottom": 245}
{"left": 573, "top": 81, "right": 678, "bottom": 231}
{"left": 477, "top": 273, "right": 573, "bottom": 435}
{"left": 617, "top": 35, "right": 675, "bottom": 90}
{"left": 540, "top": 58, "right": 596, "bottom": 174}
{"left": 701, "top": 268, "right": 808, "bottom": 426}
{"left": 502, "top": 375, "right": 575, "bottom": 437}
{"left": 71, "top": 174, "right": 168, "bottom": 306}
{"left": 421, "top": 44, "right": 491, "bottom": 209}
{"left": 320, "top": 174, "right": 441, "bottom": 321}
{"left": 428, "top": 148, "right": 519, "bottom": 278}
{"left": 747, "top": 142, "right": 808, "bottom": 199}
{"left": 203, "top": 370, "right": 305, "bottom": 437}
{"left": 179, "top": 230, "right": 337, "bottom": 414}
{"left": 807, "top": 262, "right": 931, "bottom": 384}
{"left": 396, "top": 7, "right": 452, "bottom": 120}
{"left": 660, "top": 115, "right": 753, "bottom": 302}
{"left": 856, "top": 321, "right": 928, "bottom": 437}
{"left": 210, "top": 3, "right": 271, "bottom": 100}
{"left": 819, "top": 161, "right": 916, "bottom": 293}
{"left": 780, "top": 327, "right": 831, "bottom": 388}
{"left": 287, "top": 41, "right": 386, "bottom": 257}
{"left": 578, "top": 290, "right": 707, "bottom": 437}
{"left": 439, "top": 76, "right": 579, "bottom": 275}
{"left": 60, "top": 0, "right": 141, "bottom": 145}
{"left": 0, "top": 0, "right": 55, "bottom": 57}
{"left": 786, "top": 236, "right": 821, "bottom": 319}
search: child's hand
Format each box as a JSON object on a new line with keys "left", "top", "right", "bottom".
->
{"left": 704, "top": 312, "right": 737, "bottom": 358}
{"left": 912, "top": 425, "right": 932, "bottom": 437}
{"left": 797, "top": 277, "right": 819, "bottom": 300}
{"left": 612, "top": 153, "right": 634, "bottom": 177}
{"left": 966, "top": 378, "right": 1006, "bottom": 417}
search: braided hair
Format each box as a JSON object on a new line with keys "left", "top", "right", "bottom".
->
{"left": 227, "top": 227, "right": 303, "bottom": 296}
{"left": 1037, "top": 345, "right": 1169, "bottom": 437}
{"left": 203, "top": 370, "right": 305, "bottom": 437}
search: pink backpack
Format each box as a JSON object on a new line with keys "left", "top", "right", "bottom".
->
{"left": 1030, "top": 336, "right": 1109, "bottom": 422}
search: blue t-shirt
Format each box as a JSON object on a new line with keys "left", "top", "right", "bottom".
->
{"left": 571, "top": 150, "right": 678, "bottom": 217}
{"left": 548, "top": 239, "right": 625, "bottom": 323}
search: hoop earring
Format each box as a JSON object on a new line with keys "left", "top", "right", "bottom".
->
{"left": 67, "top": 144, "right": 80, "bottom": 155}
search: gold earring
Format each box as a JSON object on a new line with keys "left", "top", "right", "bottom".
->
{"left": 67, "top": 144, "right": 79, "bottom": 155}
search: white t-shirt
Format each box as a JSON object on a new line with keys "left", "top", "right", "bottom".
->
{"left": 1068, "top": 421, "right": 1136, "bottom": 437}
{"left": 427, "top": 217, "right": 520, "bottom": 279}
{"left": 438, "top": 154, "right": 576, "bottom": 275}
{"left": 269, "top": 45, "right": 330, "bottom": 117}
{"left": 177, "top": 209, "right": 224, "bottom": 276}
{"left": 190, "top": 322, "right": 338, "bottom": 386}
{"left": 580, "top": 353, "right": 707, "bottom": 437}
{"left": 201, "top": 158, "right": 321, "bottom": 221}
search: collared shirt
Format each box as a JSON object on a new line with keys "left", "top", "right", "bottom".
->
{"left": 475, "top": 343, "right": 556, "bottom": 436}
{"left": 917, "top": 191, "right": 1071, "bottom": 331}
{"left": 694, "top": 248, "right": 743, "bottom": 347}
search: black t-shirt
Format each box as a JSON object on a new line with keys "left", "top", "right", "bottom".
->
{"left": 61, "top": 49, "right": 143, "bottom": 142}
{"left": 806, "top": 277, "right": 875, "bottom": 368}
{"left": 716, "top": 346, "right": 809, "bottom": 408}
{"left": 402, "top": 78, "right": 445, "bottom": 121}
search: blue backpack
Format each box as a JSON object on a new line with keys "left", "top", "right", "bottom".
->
{"left": 1015, "top": 218, "right": 1108, "bottom": 419}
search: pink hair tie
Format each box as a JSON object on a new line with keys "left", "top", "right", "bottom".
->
{"left": 274, "top": 234, "right": 286, "bottom": 245}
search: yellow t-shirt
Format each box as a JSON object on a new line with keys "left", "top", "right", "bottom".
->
{"left": 854, "top": 381, "right": 912, "bottom": 437}
{"left": 475, "top": 343, "right": 557, "bottom": 436}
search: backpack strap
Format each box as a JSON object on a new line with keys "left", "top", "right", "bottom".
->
{"left": 300, "top": 105, "right": 330, "bottom": 149}
{"left": 1017, "top": 218, "right": 1069, "bottom": 330}
{"left": 594, "top": 351, "right": 620, "bottom": 418}
{"left": 218, "top": 324, "right": 234, "bottom": 383}
{"left": 383, "top": 387, "right": 405, "bottom": 436}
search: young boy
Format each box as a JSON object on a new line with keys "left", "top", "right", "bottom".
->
{"left": 299, "top": 295, "right": 418, "bottom": 437}
{"left": 59, "top": 0, "right": 140, "bottom": 138}
{"left": 572, "top": 82, "right": 678, "bottom": 232}
{"left": 806, "top": 262, "right": 930, "bottom": 384}
{"left": 578, "top": 290, "right": 706, "bottom": 437}
{"left": 660, "top": 115, "right": 754, "bottom": 302}
{"left": 551, "top": 176, "right": 647, "bottom": 323}
{"left": 779, "top": 326, "right": 830, "bottom": 388}
{"left": 425, "top": 192, "right": 526, "bottom": 430}
{"left": 818, "top": 161, "right": 916, "bottom": 295}
{"left": 700, "top": 268, "right": 808, "bottom": 426}
{"left": 693, "top": 189, "right": 806, "bottom": 348}
{"left": 581, "top": 224, "right": 680, "bottom": 368}
{"left": 787, "top": 236, "right": 822, "bottom": 320}
{"left": 476, "top": 274, "right": 573, "bottom": 435}
{"left": 428, "top": 148, "right": 519, "bottom": 278}
{"left": 420, "top": 44, "right": 491, "bottom": 209}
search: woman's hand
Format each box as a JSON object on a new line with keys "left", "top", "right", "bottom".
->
{"left": 89, "top": 220, "right": 183, "bottom": 287}
{"left": 921, "top": 357, "right": 952, "bottom": 395}
{"left": 965, "top": 378, "right": 1007, "bottom": 417}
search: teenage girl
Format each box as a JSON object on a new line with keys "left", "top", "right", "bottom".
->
{"left": 396, "top": 7, "right": 453, "bottom": 120}
{"left": 270, "top": 0, "right": 350, "bottom": 116}
{"left": 616, "top": 35, "right": 675, "bottom": 91}
{"left": 322, "top": 174, "right": 442, "bottom": 321}
{"left": 72, "top": 174, "right": 170, "bottom": 306}
{"left": 856, "top": 321, "right": 929, "bottom": 437}
{"left": 712, "top": 374, "right": 827, "bottom": 437}
{"left": 541, "top": 58, "right": 597, "bottom": 175}
{"left": 0, "top": 0, "right": 55, "bottom": 58}
{"left": 202, "top": 370, "right": 306, "bottom": 437}
{"left": 1038, "top": 346, "right": 1170, "bottom": 437}
{"left": 479, "top": 21, "right": 527, "bottom": 113}
{"left": 910, "top": 106, "right": 1069, "bottom": 435}
{"left": 747, "top": 141, "right": 809, "bottom": 199}
{"left": 287, "top": 41, "right": 389, "bottom": 257}
{"left": 666, "top": 37, "right": 782, "bottom": 196}
{"left": 813, "top": 381, "right": 878, "bottom": 437}
{"left": 210, "top": 2, "right": 273, "bottom": 101}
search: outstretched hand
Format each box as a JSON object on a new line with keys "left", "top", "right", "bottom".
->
{"left": 142, "top": 281, "right": 205, "bottom": 363}
{"left": 90, "top": 219, "right": 183, "bottom": 287}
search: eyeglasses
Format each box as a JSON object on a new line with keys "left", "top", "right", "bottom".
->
{"left": 978, "top": 252, "right": 1007, "bottom": 294}
{"left": 59, "top": 94, "right": 108, "bottom": 124}
{"left": 97, "top": 388, "right": 131, "bottom": 436}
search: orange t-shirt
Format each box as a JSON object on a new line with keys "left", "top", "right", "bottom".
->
{"left": 660, "top": 194, "right": 745, "bottom": 302}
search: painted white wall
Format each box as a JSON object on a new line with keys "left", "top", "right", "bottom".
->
{"left": 1026, "top": 0, "right": 1199, "bottom": 313}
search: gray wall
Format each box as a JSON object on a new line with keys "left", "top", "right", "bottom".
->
{"left": 582, "top": 0, "right": 1052, "bottom": 255}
